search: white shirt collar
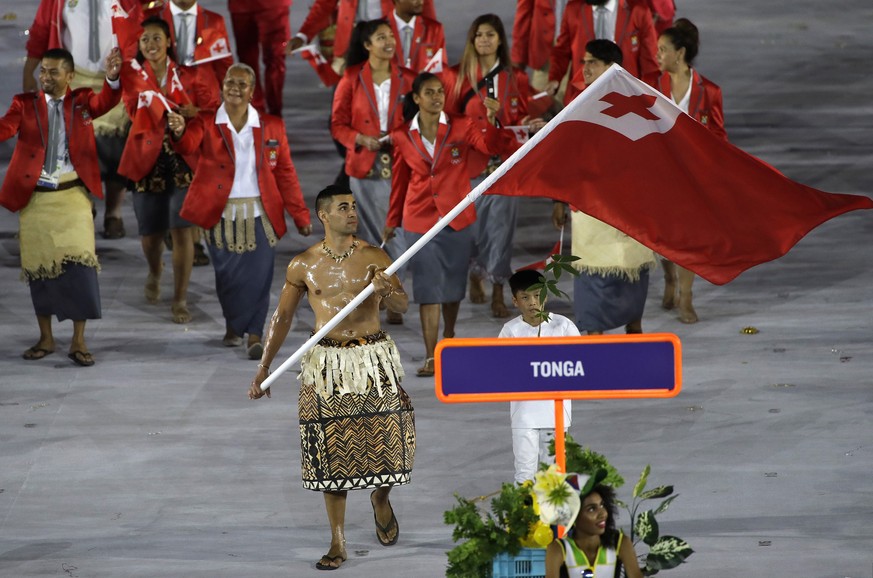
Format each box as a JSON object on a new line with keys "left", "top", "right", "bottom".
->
{"left": 393, "top": 11, "right": 416, "bottom": 32}
{"left": 602, "top": 0, "right": 617, "bottom": 13}
{"left": 215, "top": 103, "right": 261, "bottom": 131}
{"left": 409, "top": 110, "right": 447, "bottom": 134}
{"left": 43, "top": 92, "right": 66, "bottom": 103}
{"left": 170, "top": 2, "right": 198, "bottom": 17}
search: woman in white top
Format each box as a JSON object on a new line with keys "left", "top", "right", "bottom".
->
{"left": 545, "top": 481, "right": 643, "bottom": 578}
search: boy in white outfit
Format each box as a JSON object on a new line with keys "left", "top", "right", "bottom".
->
{"left": 499, "top": 270, "right": 580, "bottom": 483}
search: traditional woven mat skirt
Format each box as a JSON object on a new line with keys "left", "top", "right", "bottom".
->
{"left": 205, "top": 215, "right": 276, "bottom": 336}
{"left": 298, "top": 333, "right": 415, "bottom": 491}
{"left": 573, "top": 268, "right": 650, "bottom": 333}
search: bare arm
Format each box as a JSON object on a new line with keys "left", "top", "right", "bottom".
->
{"left": 23, "top": 57, "right": 40, "bottom": 93}
{"left": 544, "top": 540, "right": 565, "bottom": 578}
{"left": 248, "top": 260, "right": 307, "bottom": 399}
{"left": 366, "top": 250, "right": 409, "bottom": 314}
{"left": 619, "top": 534, "right": 644, "bottom": 578}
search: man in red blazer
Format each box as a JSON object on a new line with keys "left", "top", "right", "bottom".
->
{"left": 287, "top": 0, "right": 436, "bottom": 66}
{"left": 511, "top": 0, "right": 571, "bottom": 91}
{"left": 546, "top": 0, "right": 659, "bottom": 104}
{"left": 1, "top": 48, "right": 122, "bottom": 366}
{"left": 157, "top": 0, "right": 233, "bottom": 96}
{"left": 228, "top": 0, "right": 291, "bottom": 116}
{"left": 388, "top": 0, "right": 447, "bottom": 73}
{"left": 23, "top": 0, "right": 143, "bottom": 240}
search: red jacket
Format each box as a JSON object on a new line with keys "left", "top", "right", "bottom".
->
{"left": 388, "top": 114, "right": 516, "bottom": 234}
{"left": 387, "top": 13, "right": 447, "bottom": 73}
{"left": 331, "top": 62, "right": 415, "bottom": 179}
{"left": 175, "top": 110, "right": 310, "bottom": 237}
{"left": 0, "top": 82, "right": 121, "bottom": 212}
{"left": 657, "top": 69, "right": 727, "bottom": 141}
{"left": 26, "top": 0, "right": 143, "bottom": 61}
{"left": 445, "top": 64, "right": 532, "bottom": 176}
{"left": 298, "top": 0, "right": 436, "bottom": 59}
{"left": 550, "top": 0, "right": 659, "bottom": 103}
{"left": 156, "top": 4, "right": 232, "bottom": 97}
{"left": 511, "top": 0, "right": 559, "bottom": 70}
{"left": 228, "top": 0, "right": 292, "bottom": 12}
{"left": 118, "top": 58, "right": 213, "bottom": 182}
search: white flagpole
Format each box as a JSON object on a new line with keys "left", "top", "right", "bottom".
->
{"left": 259, "top": 66, "right": 623, "bottom": 391}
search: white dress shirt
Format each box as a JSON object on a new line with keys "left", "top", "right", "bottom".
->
{"left": 393, "top": 11, "right": 417, "bottom": 67}
{"left": 170, "top": 2, "right": 199, "bottom": 65}
{"left": 674, "top": 70, "right": 693, "bottom": 113}
{"left": 62, "top": 0, "right": 114, "bottom": 73}
{"left": 357, "top": 0, "right": 382, "bottom": 21}
{"left": 594, "top": 0, "right": 618, "bottom": 42}
{"left": 373, "top": 77, "right": 392, "bottom": 133}
{"left": 409, "top": 111, "right": 448, "bottom": 158}
{"left": 500, "top": 313, "right": 578, "bottom": 429}
{"left": 215, "top": 103, "right": 262, "bottom": 218}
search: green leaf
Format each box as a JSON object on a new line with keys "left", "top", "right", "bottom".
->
{"left": 645, "top": 536, "right": 694, "bottom": 571}
{"left": 635, "top": 510, "right": 660, "bottom": 546}
{"left": 653, "top": 495, "right": 678, "bottom": 515}
{"left": 547, "top": 283, "right": 562, "bottom": 297}
{"left": 638, "top": 485, "right": 673, "bottom": 501}
{"left": 553, "top": 266, "right": 562, "bottom": 281}
{"left": 633, "top": 465, "right": 651, "bottom": 498}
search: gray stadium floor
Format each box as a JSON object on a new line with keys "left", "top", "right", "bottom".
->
{"left": 1, "top": 1, "right": 871, "bottom": 576}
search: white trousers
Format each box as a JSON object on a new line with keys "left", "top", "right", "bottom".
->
{"left": 512, "top": 428, "right": 558, "bottom": 484}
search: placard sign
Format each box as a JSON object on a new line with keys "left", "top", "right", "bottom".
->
{"left": 435, "top": 333, "right": 681, "bottom": 403}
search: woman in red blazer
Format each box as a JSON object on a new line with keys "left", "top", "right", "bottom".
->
{"left": 331, "top": 19, "right": 415, "bottom": 324}
{"left": 172, "top": 64, "right": 311, "bottom": 358}
{"left": 118, "top": 16, "right": 216, "bottom": 324}
{"left": 655, "top": 18, "right": 727, "bottom": 324}
{"left": 447, "top": 14, "right": 544, "bottom": 318}
{"left": 385, "top": 72, "right": 517, "bottom": 376}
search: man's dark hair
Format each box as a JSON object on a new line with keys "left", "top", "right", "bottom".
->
{"left": 585, "top": 39, "right": 623, "bottom": 66}
{"left": 42, "top": 48, "right": 75, "bottom": 72}
{"left": 315, "top": 184, "right": 354, "bottom": 217}
{"left": 508, "top": 269, "right": 546, "bottom": 296}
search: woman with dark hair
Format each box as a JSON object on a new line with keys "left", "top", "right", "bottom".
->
{"left": 331, "top": 19, "right": 415, "bottom": 324}
{"left": 385, "top": 72, "right": 518, "bottom": 376}
{"left": 118, "top": 16, "right": 218, "bottom": 324}
{"left": 447, "top": 14, "right": 544, "bottom": 318}
{"left": 545, "top": 482, "right": 643, "bottom": 578}
{"left": 655, "top": 17, "right": 726, "bottom": 324}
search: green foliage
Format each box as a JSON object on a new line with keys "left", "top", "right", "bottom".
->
{"left": 444, "top": 438, "right": 692, "bottom": 577}
{"left": 643, "top": 536, "right": 694, "bottom": 575}
{"left": 623, "top": 466, "right": 693, "bottom": 575}
{"left": 549, "top": 434, "right": 626, "bottom": 488}
{"left": 444, "top": 483, "right": 538, "bottom": 578}
{"left": 529, "top": 253, "right": 580, "bottom": 323}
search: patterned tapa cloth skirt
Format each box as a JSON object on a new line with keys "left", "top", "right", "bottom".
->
{"left": 204, "top": 200, "right": 278, "bottom": 336}
{"left": 298, "top": 332, "right": 415, "bottom": 491}
{"left": 19, "top": 185, "right": 101, "bottom": 320}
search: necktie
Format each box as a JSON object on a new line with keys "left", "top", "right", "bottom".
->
{"left": 89, "top": 0, "right": 100, "bottom": 63}
{"left": 595, "top": 6, "right": 609, "bottom": 40}
{"left": 43, "top": 100, "right": 63, "bottom": 176}
{"left": 177, "top": 13, "right": 191, "bottom": 64}
{"left": 402, "top": 25, "right": 413, "bottom": 67}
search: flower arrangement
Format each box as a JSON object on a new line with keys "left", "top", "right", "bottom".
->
{"left": 443, "top": 435, "right": 692, "bottom": 576}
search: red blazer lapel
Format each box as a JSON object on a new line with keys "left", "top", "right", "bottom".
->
{"left": 615, "top": 2, "right": 632, "bottom": 46}
{"left": 688, "top": 69, "right": 704, "bottom": 119}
